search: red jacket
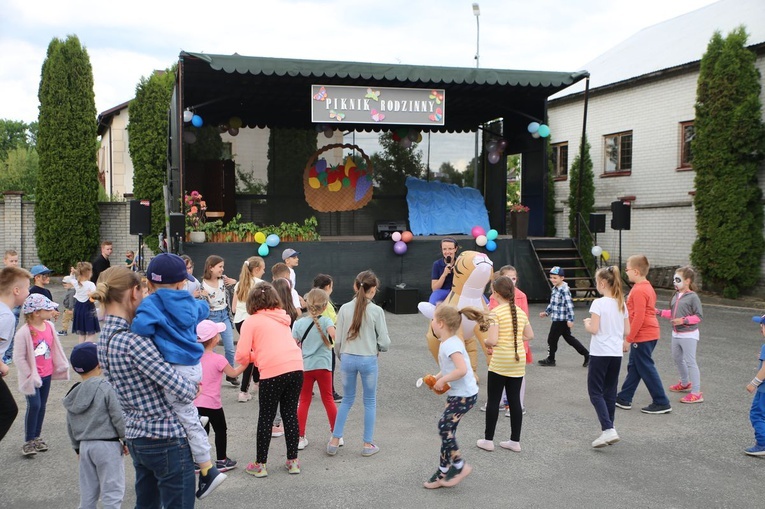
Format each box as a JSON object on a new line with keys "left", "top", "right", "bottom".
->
{"left": 626, "top": 280, "right": 660, "bottom": 343}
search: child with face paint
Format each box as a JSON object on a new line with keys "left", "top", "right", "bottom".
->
{"left": 656, "top": 266, "right": 704, "bottom": 404}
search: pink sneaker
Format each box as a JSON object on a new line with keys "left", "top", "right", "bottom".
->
{"left": 680, "top": 392, "right": 704, "bottom": 404}
{"left": 669, "top": 381, "right": 692, "bottom": 392}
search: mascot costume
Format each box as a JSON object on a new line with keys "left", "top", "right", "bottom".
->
{"left": 418, "top": 250, "right": 494, "bottom": 377}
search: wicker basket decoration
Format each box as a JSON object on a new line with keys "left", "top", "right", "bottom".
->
{"left": 304, "top": 143, "right": 374, "bottom": 212}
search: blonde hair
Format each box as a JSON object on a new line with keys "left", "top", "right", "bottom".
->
{"left": 74, "top": 261, "right": 93, "bottom": 283}
{"left": 595, "top": 265, "right": 625, "bottom": 311}
{"left": 305, "top": 288, "right": 332, "bottom": 348}
{"left": 676, "top": 266, "right": 698, "bottom": 292}
{"left": 493, "top": 275, "right": 520, "bottom": 361}
{"left": 237, "top": 256, "right": 265, "bottom": 302}
{"left": 433, "top": 303, "right": 491, "bottom": 336}
{"left": 91, "top": 266, "right": 141, "bottom": 305}
{"left": 0, "top": 266, "right": 32, "bottom": 295}
{"left": 627, "top": 255, "right": 650, "bottom": 276}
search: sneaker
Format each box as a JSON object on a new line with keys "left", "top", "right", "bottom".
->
{"left": 615, "top": 398, "right": 632, "bottom": 410}
{"left": 285, "top": 458, "right": 301, "bottom": 474}
{"left": 504, "top": 407, "right": 511, "bottom": 417}
{"left": 196, "top": 466, "right": 226, "bottom": 499}
{"left": 640, "top": 403, "right": 672, "bottom": 414}
{"left": 522, "top": 407, "right": 527, "bottom": 415}
{"left": 271, "top": 425, "right": 284, "bottom": 437}
{"left": 298, "top": 436, "right": 308, "bottom": 450}
{"left": 326, "top": 440, "right": 340, "bottom": 456}
{"left": 22, "top": 440, "right": 37, "bottom": 456}
{"left": 362, "top": 444, "right": 380, "bottom": 457}
{"left": 333, "top": 392, "right": 342, "bottom": 403}
{"left": 33, "top": 438, "right": 48, "bottom": 452}
{"left": 57, "top": 330, "right": 68, "bottom": 336}
{"left": 216, "top": 458, "right": 237, "bottom": 472}
{"left": 440, "top": 463, "right": 473, "bottom": 487}
{"left": 583, "top": 355, "right": 590, "bottom": 368}
{"left": 476, "top": 439, "right": 495, "bottom": 451}
{"left": 669, "top": 381, "right": 692, "bottom": 392}
{"left": 238, "top": 392, "right": 252, "bottom": 402}
{"left": 225, "top": 376, "right": 239, "bottom": 387}
{"left": 679, "top": 392, "right": 704, "bottom": 404}
{"left": 194, "top": 463, "right": 201, "bottom": 474}
{"left": 538, "top": 357, "right": 556, "bottom": 367}
{"left": 199, "top": 416, "right": 209, "bottom": 428}
{"left": 245, "top": 462, "right": 268, "bottom": 477}
{"left": 499, "top": 440, "right": 521, "bottom": 452}
{"left": 423, "top": 469, "right": 446, "bottom": 489}
{"left": 591, "top": 428, "right": 620, "bottom": 448}
{"left": 744, "top": 444, "right": 765, "bottom": 456}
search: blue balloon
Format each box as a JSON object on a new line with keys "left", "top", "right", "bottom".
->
{"left": 257, "top": 244, "right": 269, "bottom": 257}
{"left": 485, "top": 239, "right": 497, "bottom": 252}
{"left": 266, "top": 234, "right": 280, "bottom": 247}
{"left": 393, "top": 241, "right": 407, "bottom": 255}
{"left": 527, "top": 122, "right": 539, "bottom": 134}
{"left": 538, "top": 124, "right": 550, "bottom": 138}
{"left": 191, "top": 115, "right": 203, "bottom": 127}
{"left": 486, "top": 229, "right": 498, "bottom": 241}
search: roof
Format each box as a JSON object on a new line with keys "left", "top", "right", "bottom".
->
{"left": 551, "top": 0, "right": 765, "bottom": 100}
{"left": 96, "top": 99, "right": 130, "bottom": 136}
{"left": 178, "top": 52, "right": 588, "bottom": 133}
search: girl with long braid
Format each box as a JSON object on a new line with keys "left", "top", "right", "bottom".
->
{"left": 478, "top": 275, "right": 534, "bottom": 453}
{"left": 293, "top": 288, "right": 337, "bottom": 451}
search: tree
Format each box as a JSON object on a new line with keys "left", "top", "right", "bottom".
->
{"left": 36, "top": 36, "right": 100, "bottom": 273}
{"left": 545, "top": 139, "right": 557, "bottom": 236}
{"left": 266, "top": 128, "right": 317, "bottom": 196}
{"left": 129, "top": 69, "right": 175, "bottom": 252}
{"left": 0, "top": 119, "right": 34, "bottom": 160}
{"left": 567, "top": 135, "right": 595, "bottom": 270}
{"left": 691, "top": 27, "right": 765, "bottom": 298}
{"left": 0, "top": 146, "right": 38, "bottom": 198}
{"left": 433, "top": 162, "right": 465, "bottom": 186}
{"left": 370, "top": 132, "right": 425, "bottom": 194}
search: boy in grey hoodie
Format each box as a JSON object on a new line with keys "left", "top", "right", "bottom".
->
{"left": 63, "top": 342, "right": 126, "bottom": 509}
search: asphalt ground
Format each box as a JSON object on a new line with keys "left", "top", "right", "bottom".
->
{"left": 1, "top": 281, "right": 764, "bottom": 509}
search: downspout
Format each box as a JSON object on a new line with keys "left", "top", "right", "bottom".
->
{"left": 575, "top": 76, "right": 590, "bottom": 242}
{"left": 108, "top": 127, "right": 113, "bottom": 198}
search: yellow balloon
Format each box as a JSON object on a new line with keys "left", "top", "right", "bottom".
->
{"left": 601, "top": 250, "right": 610, "bottom": 261}
{"left": 229, "top": 116, "right": 243, "bottom": 129}
{"left": 254, "top": 232, "right": 266, "bottom": 244}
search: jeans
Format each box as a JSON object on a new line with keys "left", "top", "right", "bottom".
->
{"left": 588, "top": 356, "right": 622, "bottom": 430}
{"left": 25, "top": 374, "right": 51, "bottom": 442}
{"left": 208, "top": 308, "right": 234, "bottom": 367}
{"left": 617, "top": 340, "right": 670, "bottom": 406}
{"left": 127, "top": 437, "right": 196, "bottom": 509}
{"left": 751, "top": 391, "right": 765, "bottom": 446}
{"left": 333, "top": 354, "right": 378, "bottom": 444}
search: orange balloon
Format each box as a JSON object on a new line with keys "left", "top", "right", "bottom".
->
{"left": 401, "top": 231, "right": 413, "bottom": 243}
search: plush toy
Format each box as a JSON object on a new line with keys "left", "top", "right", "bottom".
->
{"left": 416, "top": 374, "right": 450, "bottom": 395}
{"left": 418, "top": 250, "right": 494, "bottom": 378}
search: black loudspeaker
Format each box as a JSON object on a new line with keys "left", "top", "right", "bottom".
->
{"left": 374, "top": 220, "right": 408, "bottom": 240}
{"left": 385, "top": 286, "right": 420, "bottom": 314}
{"left": 611, "top": 201, "right": 631, "bottom": 231}
{"left": 169, "top": 213, "right": 185, "bottom": 238}
{"left": 129, "top": 200, "right": 152, "bottom": 235}
{"left": 589, "top": 213, "right": 606, "bottom": 233}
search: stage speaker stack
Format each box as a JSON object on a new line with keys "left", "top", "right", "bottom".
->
{"left": 374, "top": 220, "right": 408, "bottom": 240}
{"left": 169, "top": 213, "right": 185, "bottom": 238}
{"left": 589, "top": 213, "right": 606, "bottom": 233}
{"left": 385, "top": 286, "right": 419, "bottom": 314}
{"left": 129, "top": 200, "right": 152, "bottom": 235}
{"left": 610, "top": 201, "right": 631, "bottom": 231}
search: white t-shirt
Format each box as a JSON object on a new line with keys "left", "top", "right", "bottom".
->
{"left": 203, "top": 279, "right": 227, "bottom": 311}
{"left": 588, "top": 297, "right": 628, "bottom": 357}
{"left": 438, "top": 335, "right": 479, "bottom": 398}
{"left": 233, "top": 277, "right": 263, "bottom": 324}
{"left": 288, "top": 267, "right": 297, "bottom": 292}
{"left": 0, "top": 301, "right": 16, "bottom": 358}
{"left": 64, "top": 276, "right": 96, "bottom": 303}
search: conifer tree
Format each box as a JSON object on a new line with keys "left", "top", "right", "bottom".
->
{"left": 567, "top": 136, "right": 595, "bottom": 270}
{"left": 545, "top": 138, "right": 557, "bottom": 236}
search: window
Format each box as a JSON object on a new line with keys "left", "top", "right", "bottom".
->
{"left": 551, "top": 142, "right": 568, "bottom": 179}
{"left": 603, "top": 131, "right": 632, "bottom": 175}
{"left": 679, "top": 121, "right": 694, "bottom": 169}
{"left": 221, "top": 142, "right": 233, "bottom": 160}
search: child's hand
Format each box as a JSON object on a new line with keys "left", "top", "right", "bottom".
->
{"left": 623, "top": 340, "right": 630, "bottom": 352}
{"left": 670, "top": 318, "right": 684, "bottom": 326}
{"left": 566, "top": 321, "right": 574, "bottom": 329}
{"left": 486, "top": 346, "right": 494, "bottom": 356}
{"left": 122, "top": 444, "right": 130, "bottom": 456}
{"left": 747, "top": 383, "right": 756, "bottom": 394}
{"left": 539, "top": 311, "right": 547, "bottom": 318}
{"left": 434, "top": 379, "right": 446, "bottom": 392}
{"left": 583, "top": 318, "right": 591, "bottom": 327}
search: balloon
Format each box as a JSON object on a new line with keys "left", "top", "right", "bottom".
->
{"left": 602, "top": 250, "right": 610, "bottom": 261}
{"left": 400, "top": 137, "right": 412, "bottom": 148}
{"left": 183, "top": 131, "right": 197, "bottom": 144}
{"left": 257, "top": 244, "right": 269, "bottom": 257}
{"left": 228, "top": 127, "right": 239, "bottom": 136}
{"left": 183, "top": 110, "right": 194, "bottom": 123}
{"left": 488, "top": 151, "right": 500, "bottom": 164}
{"left": 497, "top": 139, "right": 508, "bottom": 151}
{"left": 475, "top": 235, "right": 487, "bottom": 247}
{"left": 218, "top": 124, "right": 229, "bottom": 133}
{"left": 393, "top": 241, "right": 407, "bottom": 255}
{"left": 407, "top": 129, "right": 419, "bottom": 141}
{"left": 416, "top": 132, "right": 423, "bottom": 143}
{"left": 485, "top": 240, "right": 497, "bottom": 252}
{"left": 531, "top": 131, "right": 540, "bottom": 139}
{"left": 486, "top": 140, "right": 498, "bottom": 153}
{"left": 591, "top": 245, "right": 603, "bottom": 257}
{"left": 391, "top": 231, "right": 402, "bottom": 242}
{"left": 527, "top": 122, "right": 540, "bottom": 134}
{"left": 324, "top": 128, "right": 334, "bottom": 138}
{"left": 471, "top": 226, "right": 486, "bottom": 238}
{"left": 254, "top": 232, "right": 266, "bottom": 244}
{"left": 229, "top": 116, "right": 243, "bottom": 129}
{"left": 486, "top": 229, "right": 498, "bottom": 241}
{"left": 401, "top": 231, "right": 413, "bottom": 243}
{"left": 191, "top": 115, "right": 203, "bottom": 128}
{"left": 538, "top": 124, "right": 551, "bottom": 138}
{"left": 266, "top": 234, "right": 280, "bottom": 247}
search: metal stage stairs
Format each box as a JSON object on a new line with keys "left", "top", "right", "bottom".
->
{"left": 530, "top": 238, "right": 599, "bottom": 303}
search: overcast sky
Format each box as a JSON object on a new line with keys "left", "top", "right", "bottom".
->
{"left": 0, "top": 0, "right": 719, "bottom": 170}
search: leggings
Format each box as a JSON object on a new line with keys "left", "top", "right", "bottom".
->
{"left": 25, "top": 375, "right": 51, "bottom": 442}
{"left": 197, "top": 407, "right": 228, "bottom": 461}
{"left": 298, "top": 369, "right": 337, "bottom": 437}
{"left": 671, "top": 334, "right": 700, "bottom": 393}
{"left": 485, "top": 371, "right": 523, "bottom": 442}
{"left": 438, "top": 394, "right": 477, "bottom": 469}
{"left": 256, "top": 370, "right": 303, "bottom": 464}
{"left": 236, "top": 321, "right": 260, "bottom": 392}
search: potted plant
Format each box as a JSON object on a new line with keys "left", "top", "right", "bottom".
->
{"left": 184, "top": 191, "right": 207, "bottom": 243}
{"left": 508, "top": 203, "right": 530, "bottom": 240}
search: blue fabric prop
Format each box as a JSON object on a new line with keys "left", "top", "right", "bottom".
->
{"left": 405, "top": 177, "right": 490, "bottom": 236}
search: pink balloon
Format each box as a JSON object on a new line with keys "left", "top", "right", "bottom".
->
{"left": 498, "top": 139, "right": 508, "bottom": 151}
{"left": 401, "top": 231, "right": 413, "bottom": 243}
{"left": 393, "top": 241, "right": 407, "bottom": 255}
{"left": 471, "top": 226, "right": 486, "bottom": 238}
{"left": 488, "top": 151, "right": 500, "bottom": 164}
{"left": 391, "top": 231, "right": 402, "bottom": 242}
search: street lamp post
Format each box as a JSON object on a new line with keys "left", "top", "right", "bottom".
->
{"left": 472, "top": 3, "right": 480, "bottom": 189}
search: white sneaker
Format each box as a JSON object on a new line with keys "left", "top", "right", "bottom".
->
{"left": 476, "top": 439, "right": 495, "bottom": 451}
{"left": 499, "top": 440, "right": 521, "bottom": 452}
{"left": 504, "top": 407, "right": 511, "bottom": 417}
{"left": 238, "top": 392, "right": 252, "bottom": 402}
{"left": 199, "top": 416, "right": 209, "bottom": 427}
{"left": 592, "top": 428, "right": 620, "bottom": 448}
{"left": 479, "top": 402, "right": 487, "bottom": 412}
{"left": 298, "top": 436, "right": 308, "bottom": 450}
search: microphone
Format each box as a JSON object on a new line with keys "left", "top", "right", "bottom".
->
{"left": 445, "top": 256, "right": 452, "bottom": 270}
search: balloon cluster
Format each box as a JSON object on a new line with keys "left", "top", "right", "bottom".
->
{"left": 390, "top": 230, "right": 414, "bottom": 255}
{"left": 527, "top": 122, "right": 550, "bottom": 139}
{"left": 182, "top": 110, "right": 205, "bottom": 144}
{"left": 316, "top": 124, "right": 334, "bottom": 139}
{"left": 485, "top": 138, "right": 508, "bottom": 165}
{"left": 392, "top": 128, "right": 422, "bottom": 148}
{"left": 255, "top": 233, "right": 281, "bottom": 257}
{"left": 215, "top": 116, "right": 242, "bottom": 137}
{"left": 591, "top": 245, "right": 610, "bottom": 262}
{"left": 471, "top": 226, "right": 499, "bottom": 252}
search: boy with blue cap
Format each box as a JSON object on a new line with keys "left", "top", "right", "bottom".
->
{"left": 746, "top": 314, "right": 765, "bottom": 456}
{"left": 538, "top": 266, "right": 590, "bottom": 367}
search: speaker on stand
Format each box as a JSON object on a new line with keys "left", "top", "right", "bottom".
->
{"left": 169, "top": 213, "right": 185, "bottom": 255}
{"left": 129, "top": 200, "right": 152, "bottom": 272}
{"left": 610, "top": 201, "right": 631, "bottom": 270}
